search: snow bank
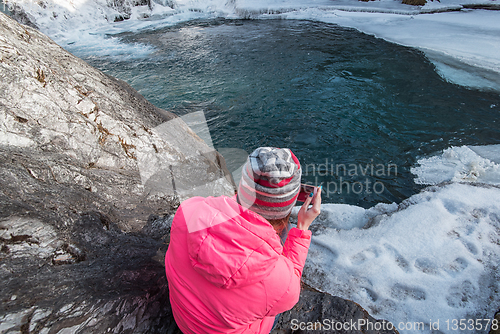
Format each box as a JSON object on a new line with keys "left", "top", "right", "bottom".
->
{"left": 412, "top": 145, "right": 500, "bottom": 186}
{"left": 287, "top": 8, "right": 500, "bottom": 91}
{"left": 295, "top": 181, "right": 500, "bottom": 333}
{"left": 290, "top": 145, "right": 500, "bottom": 333}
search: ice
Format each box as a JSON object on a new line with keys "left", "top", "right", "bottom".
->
{"left": 470, "top": 144, "right": 500, "bottom": 164}
{"left": 411, "top": 145, "right": 500, "bottom": 186}
{"left": 278, "top": 6, "right": 500, "bottom": 90}
{"left": 4, "top": 0, "right": 500, "bottom": 90}
{"left": 319, "top": 9, "right": 500, "bottom": 90}
{"left": 291, "top": 146, "right": 500, "bottom": 333}
{"left": 296, "top": 182, "right": 500, "bottom": 333}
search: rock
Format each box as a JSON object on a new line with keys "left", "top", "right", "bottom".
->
{"left": 0, "top": 11, "right": 235, "bottom": 232}
{"left": 462, "top": 4, "right": 500, "bottom": 10}
{"left": 401, "top": 0, "right": 426, "bottom": 6}
{"left": 0, "top": 213, "right": 182, "bottom": 334}
{"left": 0, "top": 11, "right": 231, "bottom": 334}
{"left": 271, "top": 284, "right": 398, "bottom": 334}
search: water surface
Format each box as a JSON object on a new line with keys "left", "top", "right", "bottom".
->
{"left": 84, "top": 19, "right": 500, "bottom": 207}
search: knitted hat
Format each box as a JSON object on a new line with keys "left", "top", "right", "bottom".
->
{"left": 237, "top": 147, "right": 301, "bottom": 220}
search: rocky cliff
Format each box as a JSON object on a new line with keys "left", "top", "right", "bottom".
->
{"left": 0, "top": 10, "right": 236, "bottom": 232}
{"left": 0, "top": 9, "right": 235, "bottom": 333}
{"left": 0, "top": 12, "right": 397, "bottom": 334}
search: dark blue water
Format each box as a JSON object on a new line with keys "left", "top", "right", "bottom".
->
{"left": 84, "top": 19, "right": 500, "bottom": 207}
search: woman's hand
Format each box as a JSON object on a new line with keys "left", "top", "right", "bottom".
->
{"left": 297, "top": 187, "right": 322, "bottom": 231}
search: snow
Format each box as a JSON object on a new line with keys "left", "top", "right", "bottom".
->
{"left": 412, "top": 145, "right": 500, "bottom": 186}
{"left": 293, "top": 179, "right": 500, "bottom": 333}
{"left": 233, "top": 0, "right": 500, "bottom": 90}
{"left": 285, "top": 8, "right": 500, "bottom": 90}
{"left": 287, "top": 145, "right": 500, "bottom": 333}
{"left": 3, "top": 0, "right": 500, "bottom": 90}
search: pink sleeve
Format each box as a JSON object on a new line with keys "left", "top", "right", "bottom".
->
{"left": 283, "top": 227, "right": 312, "bottom": 275}
{"left": 265, "top": 227, "right": 312, "bottom": 315}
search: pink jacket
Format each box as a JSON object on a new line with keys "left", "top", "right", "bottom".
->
{"left": 165, "top": 196, "right": 311, "bottom": 334}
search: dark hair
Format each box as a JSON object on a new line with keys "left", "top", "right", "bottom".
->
{"left": 236, "top": 194, "right": 291, "bottom": 235}
{"left": 267, "top": 212, "right": 291, "bottom": 236}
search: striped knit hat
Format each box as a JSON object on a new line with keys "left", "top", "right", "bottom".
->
{"left": 237, "top": 147, "right": 301, "bottom": 220}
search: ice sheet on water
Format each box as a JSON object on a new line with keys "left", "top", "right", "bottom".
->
{"left": 296, "top": 182, "right": 500, "bottom": 333}
{"left": 296, "top": 202, "right": 398, "bottom": 231}
{"left": 411, "top": 145, "right": 500, "bottom": 186}
{"left": 470, "top": 145, "right": 500, "bottom": 164}
{"left": 1, "top": 0, "right": 209, "bottom": 58}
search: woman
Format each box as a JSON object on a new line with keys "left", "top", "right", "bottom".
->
{"left": 165, "top": 147, "right": 321, "bottom": 333}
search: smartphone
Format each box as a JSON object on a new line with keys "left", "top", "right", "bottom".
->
{"left": 297, "top": 184, "right": 318, "bottom": 202}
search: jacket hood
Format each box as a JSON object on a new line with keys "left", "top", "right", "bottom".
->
{"left": 181, "top": 196, "right": 283, "bottom": 289}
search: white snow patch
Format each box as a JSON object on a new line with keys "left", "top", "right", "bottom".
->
{"left": 300, "top": 182, "right": 500, "bottom": 333}
{"left": 412, "top": 145, "right": 500, "bottom": 186}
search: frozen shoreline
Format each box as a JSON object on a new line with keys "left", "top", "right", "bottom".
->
{"left": 280, "top": 6, "right": 500, "bottom": 91}
{"left": 3, "top": 0, "right": 500, "bottom": 91}
{"left": 290, "top": 144, "right": 500, "bottom": 333}
{"left": 295, "top": 182, "right": 500, "bottom": 333}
